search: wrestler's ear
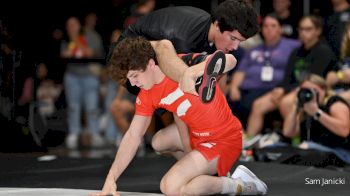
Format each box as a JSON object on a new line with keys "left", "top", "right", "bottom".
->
{"left": 148, "top": 58, "right": 156, "bottom": 69}
{"left": 214, "top": 21, "right": 220, "bottom": 31}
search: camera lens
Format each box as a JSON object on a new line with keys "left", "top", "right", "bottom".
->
{"left": 297, "top": 88, "right": 314, "bottom": 106}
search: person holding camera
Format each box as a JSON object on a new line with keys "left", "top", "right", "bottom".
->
{"left": 283, "top": 74, "right": 350, "bottom": 152}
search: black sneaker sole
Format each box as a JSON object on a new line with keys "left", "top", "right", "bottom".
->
{"left": 197, "top": 50, "right": 226, "bottom": 103}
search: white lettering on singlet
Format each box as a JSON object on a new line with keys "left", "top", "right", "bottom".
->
{"left": 159, "top": 87, "right": 192, "bottom": 116}
{"left": 177, "top": 99, "right": 191, "bottom": 116}
{"left": 160, "top": 87, "right": 184, "bottom": 105}
{"left": 200, "top": 142, "right": 216, "bottom": 148}
{"left": 192, "top": 132, "right": 210, "bottom": 137}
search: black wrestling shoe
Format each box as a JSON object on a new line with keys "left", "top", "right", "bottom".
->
{"left": 196, "top": 50, "right": 226, "bottom": 103}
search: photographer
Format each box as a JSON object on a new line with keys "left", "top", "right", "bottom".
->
{"left": 283, "top": 74, "right": 350, "bottom": 151}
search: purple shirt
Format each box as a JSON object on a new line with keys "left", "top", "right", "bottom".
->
{"left": 237, "top": 37, "right": 301, "bottom": 90}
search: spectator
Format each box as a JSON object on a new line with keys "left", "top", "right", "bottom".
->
{"left": 246, "top": 15, "right": 337, "bottom": 139}
{"left": 110, "top": 29, "right": 122, "bottom": 44}
{"left": 324, "top": 0, "right": 350, "bottom": 57}
{"left": 84, "top": 12, "right": 105, "bottom": 58}
{"left": 0, "top": 19, "right": 17, "bottom": 119}
{"left": 124, "top": 0, "right": 156, "bottom": 29}
{"left": 61, "top": 16, "right": 104, "bottom": 149}
{"left": 229, "top": 14, "right": 300, "bottom": 128}
{"left": 326, "top": 21, "right": 350, "bottom": 103}
{"left": 283, "top": 74, "right": 350, "bottom": 163}
{"left": 272, "top": 0, "right": 299, "bottom": 39}
{"left": 36, "top": 63, "right": 62, "bottom": 117}
{"left": 16, "top": 63, "right": 62, "bottom": 125}
{"left": 16, "top": 65, "right": 35, "bottom": 124}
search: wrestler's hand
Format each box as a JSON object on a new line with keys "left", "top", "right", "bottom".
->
{"left": 89, "top": 175, "right": 119, "bottom": 196}
{"left": 180, "top": 65, "right": 203, "bottom": 96}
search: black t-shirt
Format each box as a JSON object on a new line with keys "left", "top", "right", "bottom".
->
{"left": 300, "top": 96, "right": 350, "bottom": 149}
{"left": 116, "top": 6, "right": 217, "bottom": 95}
{"left": 324, "top": 8, "right": 350, "bottom": 57}
{"left": 120, "top": 6, "right": 213, "bottom": 53}
{"left": 279, "top": 40, "right": 337, "bottom": 92}
{"left": 276, "top": 14, "right": 299, "bottom": 39}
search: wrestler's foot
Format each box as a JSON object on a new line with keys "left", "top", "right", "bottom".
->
{"left": 179, "top": 52, "right": 207, "bottom": 95}
{"left": 196, "top": 50, "right": 226, "bottom": 103}
{"left": 179, "top": 52, "right": 208, "bottom": 66}
{"left": 232, "top": 165, "right": 268, "bottom": 195}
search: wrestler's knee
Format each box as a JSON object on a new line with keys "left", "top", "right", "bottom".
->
{"left": 151, "top": 130, "right": 164, "bottom": 152}
{"left": 180, "top": 184, "right": 194, "bottom": 196}
{"left": 160, "top": 175, "right": 181, "bottom": 195}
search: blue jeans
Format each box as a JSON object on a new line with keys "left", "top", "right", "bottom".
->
{"left": 104, "top": 80, "right": 122, "bottom": 140}
{"left": 64, "top": 72, "right": 100, "bottom": 134}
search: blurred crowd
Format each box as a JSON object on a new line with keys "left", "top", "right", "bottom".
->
{"left": 0, "top": 0, "right": 350, "bottom": 165}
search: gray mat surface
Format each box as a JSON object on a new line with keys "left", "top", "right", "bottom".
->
{"left": 0, "top": 188, "right": 163, "bottom": 196}
{"left": 1, "top": 154, "right": 350, "bottom": 195}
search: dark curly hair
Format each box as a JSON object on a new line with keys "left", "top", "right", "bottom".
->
{"left": 108, "top": 36, "right": 156, "bottom": 84}
{"left": 211, "top": 0, "right": 259, "bottom": 39}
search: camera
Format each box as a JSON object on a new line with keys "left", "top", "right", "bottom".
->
{"left": 297, "top": 88, "right": 317, "bottom": 107}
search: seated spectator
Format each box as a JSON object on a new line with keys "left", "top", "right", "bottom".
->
{"left": 326, "top": 61, "right": 350, "bottom": 89}
{"left": 16, "top": 63, "right": 62, "bottom": 125}
{"left": 283, "top": 74, "right": 350, "bottom": 162}
{"left": 246, "top": 15, "right": 337, "bottom": 139}
{"left": 110, "top": 84, "right": 135, "bottom": 136}
{"left": 101, "top": 29, "right": 136, "bottom": 147}
{"left": 326, "top": 59, "right": 350, "bottom": 105}
{"left": 229, "top": 14, "right": 300, "bottom": 127}
{"left": 324, "top": 0, "right": 350, "bottom": 57}
{"left": 326, "top": 21, "right": 350, "bottom": 104}
{"left": 36, "top": 63, "right": 62, "bottom": 117}
{"left": 17, "top": 70, "right": 34, "bottom": 111}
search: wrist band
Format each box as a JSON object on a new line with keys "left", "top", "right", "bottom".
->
{"left": 313, "top": 109, "right": 323, "bottom": 121}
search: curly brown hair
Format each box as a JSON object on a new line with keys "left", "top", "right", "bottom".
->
{"left": 108, "top": 36, "right": 156, "bottom": 84}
